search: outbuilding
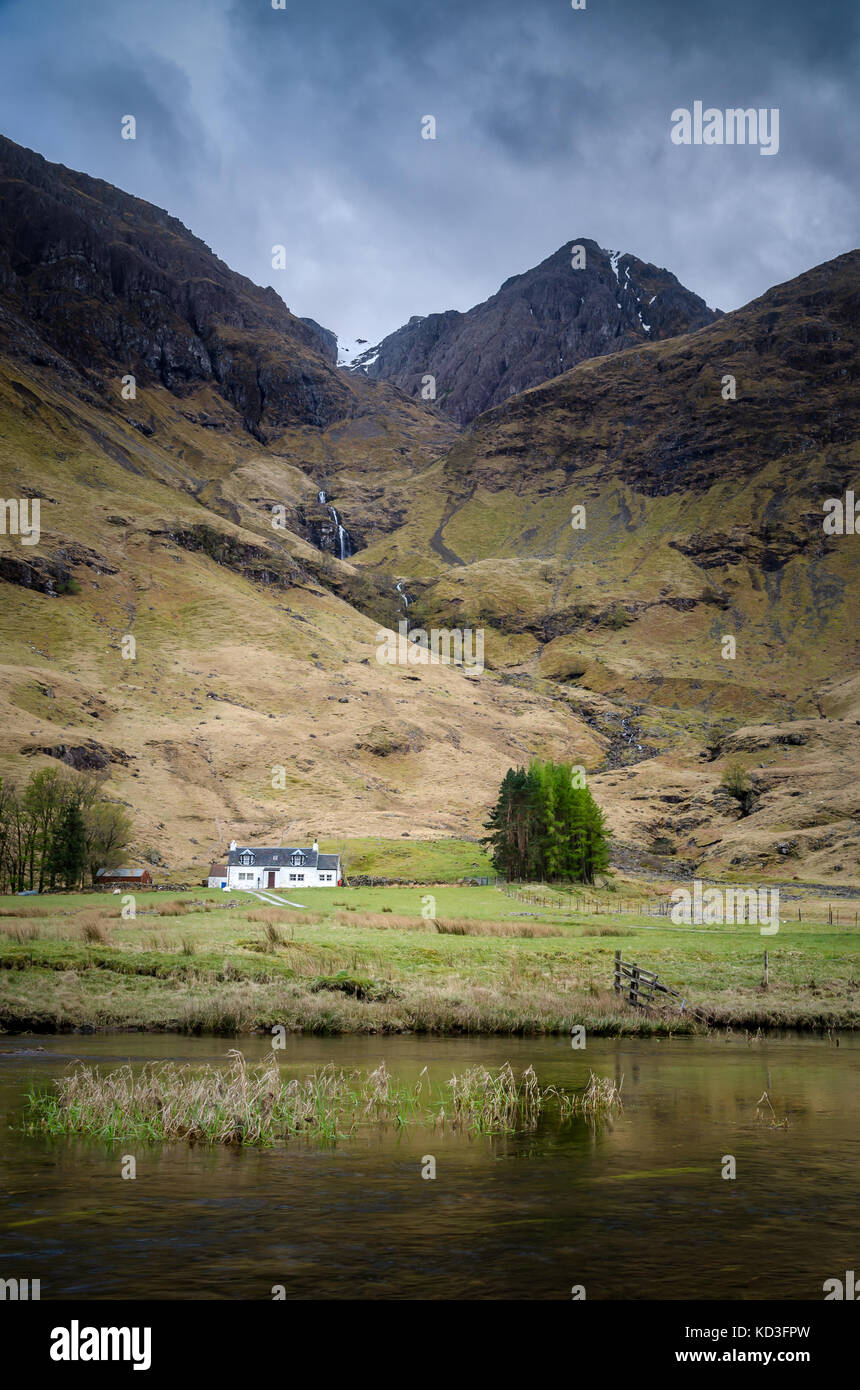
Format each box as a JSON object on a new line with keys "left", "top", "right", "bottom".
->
{"left": 95, "top": 867, "right": 153, "bottom": 889}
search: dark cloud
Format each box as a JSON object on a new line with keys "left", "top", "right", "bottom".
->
{"left": 0, "top": 0, "right": 857, "bottom": 345}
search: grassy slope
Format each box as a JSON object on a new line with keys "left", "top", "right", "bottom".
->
{"left": 330, "top": 837, "right": 493, "bottom": 880}
{"left": 351, "top": 256, "right": 860, "bottom": 883}
{"left": 0, "top": 353, "right": 602, "bottom": 873}
{"left": 357, "top": 254, "right": 860, "bottom": 712}
{"left": 1, "top": 884, "right": 857, "bottom": 1035}
{"left": 1, "top": 190, "right": 856, "bottom": 891}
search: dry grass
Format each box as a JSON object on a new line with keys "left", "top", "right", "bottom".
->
{"left": 447, "top": 1061, "right": 622, "bottom": 1131}
{"left": 330, "top": 911, "right": 562, "bottom": 937}
{"left": 0, "top": 903, "right": 56, "bottom": 918}
{"left": 256, "top": 921, "right": 292, "bottom": 952}
{"left": 755, "top": 1090, "right": 790, "bottom": 1128}
{"left": 580, "top": 925, "right": 638, "bottom": 938}
{"left": 156, "top": 899, "right": 217, "bottom": 917}
{"left": 435, "top": 918, "right": 563, "bottom": 938}
{"left": 248, "top": 909, "right": 322, "bottom": 927}
{"left": 25, "top": 1051, "right": 622, "bottom": 1145}
{"left": 0, "top": 921, "right": 42, "bottom": 943}
{"left": 76, "top": 911, "right": 114, "bottom": 944}
{"left": 141, "top": 932, "right": 170, "bottom": 951}
{"left": 333, "top": 910, "right": 432, "bottom": 931}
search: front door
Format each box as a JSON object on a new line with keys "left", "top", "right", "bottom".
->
{"left": 267, "top": 871, "right": 276, "bottom": 888}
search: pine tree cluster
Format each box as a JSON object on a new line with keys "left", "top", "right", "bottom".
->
{"left": 482, "top": 758, "right": 610, "bottom": 884}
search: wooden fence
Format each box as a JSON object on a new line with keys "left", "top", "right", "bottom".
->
{"left": 499, "top": 883, "right": 859, "bottom": 927}
{"left": 613, "top": 951, "right": 710, "bottom": 1020}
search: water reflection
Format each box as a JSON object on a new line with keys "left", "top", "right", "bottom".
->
{"left": 1, "top": 1032, "right": 857, "bottom": 1300}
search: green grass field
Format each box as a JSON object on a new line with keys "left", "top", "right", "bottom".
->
{"left": 325, "top": 837, "right": 494, "bottom": 882}
{"left": 1, "top": 881, "right": 857, "bottom": 1035}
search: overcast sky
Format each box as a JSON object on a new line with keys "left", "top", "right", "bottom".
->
{"left": 0, "top": 0, "right": 858, "bottom": 346}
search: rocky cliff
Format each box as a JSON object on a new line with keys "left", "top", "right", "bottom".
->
{"left": 0, "top": 134, "right": 354, "bottom": 437}
{"left": 356, "top": 239, "right": 719, "bottom": 425}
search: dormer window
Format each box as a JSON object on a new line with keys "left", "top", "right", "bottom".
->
{"left": 239, "top": 850, "right": 255, "bottom": 866}
{"left": 290, "top": 851, "right": 305, "bottom": 866}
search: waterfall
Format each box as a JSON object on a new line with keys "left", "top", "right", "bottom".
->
{"left": 328, "top": 505, "right": 353, "bottom": 560}
{"left": 395, "top": 580, "right": 411, "bottom": 634}
{"left": 313, "top": 485, "right": 353, "bottom": 559}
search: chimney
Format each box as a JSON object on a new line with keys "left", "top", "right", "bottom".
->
{"left": 313, "top": 839, "right": 319, "bottom": 853}
{"left": 229, "top": 840, "right": 237, "bottom": 852}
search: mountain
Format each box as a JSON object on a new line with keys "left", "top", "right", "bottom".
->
{"left": 0, "top": 132, "right": 856, "bottom": 884}
{"left": 0, "top": 134, "right": 599, "bottom": 873}
{"left": 353, "top": 240, "right": 720, "bottom": 424}
{"left": 353, "top": 250, "right": 860, "bottom": 880}
{"left": 0, "top": 134, "right": 462, "bottom": 552}
{"left": 0, "top": 135, "right": 356, "bottom": 436}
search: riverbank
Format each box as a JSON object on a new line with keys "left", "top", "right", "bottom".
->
{"left": 1, "top": 883, "right": 857, "bottom": 1035}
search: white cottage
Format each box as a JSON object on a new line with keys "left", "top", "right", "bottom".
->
{"left": 225, "top": 840, "right": 341, "bottom": 890}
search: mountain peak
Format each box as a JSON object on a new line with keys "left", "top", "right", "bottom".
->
{"left": 355, "top": 239, "right": 719, "bottom": 425}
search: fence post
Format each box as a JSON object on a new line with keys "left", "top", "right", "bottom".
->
{"left": 629, "top": 964, "right": 641, "bottom": 1007}
{"left": 614, "top": 950, "right": 622, "bottom": 995}
{"left": 762, "top": 950, "right": 769, "bottom": 989}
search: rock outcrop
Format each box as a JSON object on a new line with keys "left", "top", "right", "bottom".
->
{"left": 356, "top": 240, "right": 719, "bottom": 424}
{"left": 0, "top": 134, "right": 352, "bottom": 436}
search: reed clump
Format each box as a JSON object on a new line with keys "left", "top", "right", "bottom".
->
{"left": 435, "top": 919, "right": 563, "bottom": 938}
{"left": 0, "top": 904, "right": 55, "bottom": 918}
{"left": 258, "top": 921, "right": 293, "bottom": 952}
{"left": 76, "top": 911, "right": 114, "bottom": 944}
{"left": 157, "top": 899, "right": 215, "bottom": 917}
{"left": 330, "top": 912, "right": 562, "bottom": 937}
{"left": 25, "top": 1052, "right": 622, "bottom": 1146}
{"left": 248, "top": 909, "right": 322, "bottom": 927}
{"left": 0, "top": 921, "right": 43, "bottom": 943}
{"left": 581, "top": 925, "right": 637, "bottom": 938}
{"left": 333, "top": 911, "right": 432, "bottom": 931}
{"left": 446, "top": 1062, "right": 622, "bottom": 1131}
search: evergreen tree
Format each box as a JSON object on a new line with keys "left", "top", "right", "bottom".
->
{"left": 483, "top": 758, "right": 610, "bottom": 884}
{"left": 46, "top": 800, "right": 87, "bottom": 890}
{"left": 580, "top": 789, "right": 610, "bottom": 884}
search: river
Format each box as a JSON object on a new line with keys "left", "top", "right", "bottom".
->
{"left": 1, "top": 1031, "right": 857, "bottom": 1300}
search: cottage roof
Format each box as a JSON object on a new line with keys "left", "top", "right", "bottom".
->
{"left": 226, "top": 847, "right": 340, "bottom": 871}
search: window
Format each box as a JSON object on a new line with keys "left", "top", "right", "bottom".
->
{"left": 297, "top": 874, "right": 304, "bottom": 882}
{"left": 239, "top": 851, "right": 255, "bottom": 866}
{"left": 238, "top": 871, "right": 253, "bottom": 881}
{"left": 289, "top": 873, "right": 296, "bottom": 882}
